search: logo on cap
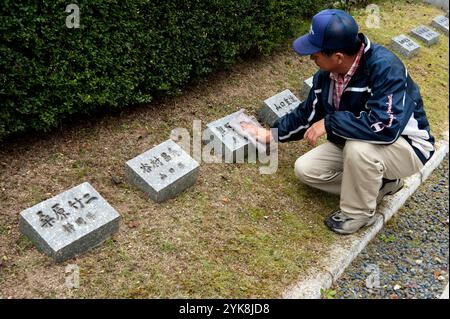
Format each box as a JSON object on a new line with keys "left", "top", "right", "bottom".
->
{"left": 309, "top": 24, "right": 315, "bottom": 35}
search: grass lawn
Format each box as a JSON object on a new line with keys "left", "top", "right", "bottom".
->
{"left": 0, "top": 0, "right": 448, "bottom": 298}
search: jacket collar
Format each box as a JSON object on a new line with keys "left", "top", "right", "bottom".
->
{"left": 360, "top": 33, "right": 372, "bottom": 74}
{"left": 361, "top": 33, "right": 372, "bottom": 55}
{"left": 350, "top": 33, "right": 372, "bottom": 81}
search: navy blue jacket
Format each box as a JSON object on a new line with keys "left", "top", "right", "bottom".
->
{"left": 273, "top": 34, "right": 435, "bottom": 164}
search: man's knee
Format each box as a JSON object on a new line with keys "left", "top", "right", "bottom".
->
{"left": 294, "top": 156, "right": 312, "bottom": 183}
{"left": 343, "top": 140, "right": 385, "bottom": 174}
{"left": 343, "top": 140, "right": 377, "bottom": 161}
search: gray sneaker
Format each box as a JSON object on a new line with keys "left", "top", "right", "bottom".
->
{"left": 325, "top": 210, "right": 377, "bottom": 235}
{"left": 376, "top": 178, "right": 404, "bottom": 204}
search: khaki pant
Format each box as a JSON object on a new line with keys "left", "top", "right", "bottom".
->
{"left": 294, "top": 137, "right": 424, "bottom": 220}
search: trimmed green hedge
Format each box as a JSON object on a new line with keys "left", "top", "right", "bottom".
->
{"left": 1, "top": 0, "right": 333, "bottom": 140}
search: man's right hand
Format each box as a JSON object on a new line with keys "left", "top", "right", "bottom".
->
{"left": 240, "top": 122, "right": 272, "bottom": 144}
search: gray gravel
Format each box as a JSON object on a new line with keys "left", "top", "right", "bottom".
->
{"left": 334, "top": 155, "right": 449, "bottom": 299}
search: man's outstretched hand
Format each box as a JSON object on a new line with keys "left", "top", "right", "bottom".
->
{"left": 240, "top": 122, "right": 272, "bottom": 144}
{"left": 304, "top": 119, "right": 326, "bottom": 146}
{"left": 240, "top": 118, "right": 326, "bottom": 146}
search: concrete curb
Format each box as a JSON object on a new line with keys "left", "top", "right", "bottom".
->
{"left": 282, "top": 137, "right": 449, "bottom": 299}
{"left": 440, "top": 283, "right": 449, "bottom": 299}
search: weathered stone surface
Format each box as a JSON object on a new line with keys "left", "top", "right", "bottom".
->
{"left": 204, "top": 109, "right": 254, "bottom": 163}
{"left": 125, "top": 139, "right": 199, "bottom": 203}
{"left": 301, "top": 76, "right": 313, "bottom": 100}
{"left": 391, "top": 35, "right": 421, "bottom": 58}
{"left": 19, "top": 182, "right": 120, "bottom": 262}
{"left": 431, "top": 15, "right": 449, "bottom": 35}
{"left": 410, "top": 25, "right": 440, "bottom": 46}
{"left": 259, "top": 89, "right": 300, "bottom": 126}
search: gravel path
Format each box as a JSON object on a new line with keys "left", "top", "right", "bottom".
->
{"left": 334, "top": 155, "right": 449, "bottom": 299}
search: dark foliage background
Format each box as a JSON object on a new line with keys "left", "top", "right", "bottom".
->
{"left": 1, "top": 0, "right": 351, "bottom": 140}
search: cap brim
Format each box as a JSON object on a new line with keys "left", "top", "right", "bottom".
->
{"left": 292, "top": 34, "right": 322, "bottom": 56}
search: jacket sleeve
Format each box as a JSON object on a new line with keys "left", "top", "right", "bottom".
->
{"left": 324, "top": 60, "right": 410, "bottom": 144}
{"left": 272, "top": 74, "right": 324, "bottom": 143}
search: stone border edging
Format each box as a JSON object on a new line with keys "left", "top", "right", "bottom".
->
{"left": 282, "top": 135, "right": 449, "bottom": 299}
{"left": 441, "top": 283, "right": 449, "bottom": 299}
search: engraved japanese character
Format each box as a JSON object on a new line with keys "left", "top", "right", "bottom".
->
{"left": 161, "top": 152, "right": 172, "bottom": 162}
{"left": 274, "top": 103, "right": 282, "bottom": 111}
{"left": 68, "top": 197, "right": 84, "bottom": 210}
{"left": 216, "top": 126, "right": 226, "bottom": 136}
{"left": 177, "top": 162, "right": 185, "bottom": 169}
{"left": 75, "top": 217, "right": 87, "bottom": 226}
{"left": 37, "top": 211, "right": 55, "bottom": 228}
{"left": 62, "top": 223, "right": 76, "bottom": 234}
{"left": 150, "top": 156, "right": 163, "bottom": 169}
{"left": 86, "top": 211, "right": 96, "bottom": 220}
{"left": 289, "top": 95, "right": 297, "bottom": 103}
{"left": 83, "top": 193, "right": 98, "bottom": 204}
{"left": 51, "top": 204, "right": 70, "bottom": 220}
{"left": 169, "top": 168, "right": 175, "bottom": 174}
{"left": 160, "top": 173, "right": 167, "bottom": 180}
{"left": 140, "top": 163, "right": 152, "bottom": 173}
{"left": 284, "top": 97, "right": 292, "bottom": 106}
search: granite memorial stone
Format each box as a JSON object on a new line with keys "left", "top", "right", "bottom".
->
{"left": 204, "top": 109, "right": 254, "bottom": 163}
{"left": 431, "top": 15, "right": 449, "bottom": 35}
{"left": 125, "top": 139, "right": 199, "bottom": 203}
{"left": 410, "top": 25, "right": 440, "bottom": 46}
{"left": 19, "top": 182, "right": 121, "bottom": 262}
{"left": 391, "top": 35, "right": 421, "bottom": 58}
{"left": 259, "top": 89, "right": 301, "bottom": 126}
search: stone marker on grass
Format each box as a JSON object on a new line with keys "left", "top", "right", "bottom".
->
{"left": 391, "top": 35, "right": 421, "bottom": 58}
{"left": 125, "top": 139, "right": 199, "bottom": 203}
{"left": 259, "top": 89, "right": 301, "bottom": 126}
{"left": 431, "top": 15, "right": 449, "bottom": 35}
{"left": 410, "top": 25, "right": 440, "bottom": 46}
{"left": 204, "top": 109, "right": 254, "bottom": 163}
{"left": 19, "top": 182, "right": 121, "bottom": 262}
{"left": 300, "top": 76, "right": 314, "bottom": 100}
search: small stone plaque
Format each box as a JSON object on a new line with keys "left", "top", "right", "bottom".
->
{"left": 204, "top": 109, "right": 253, "bottom": 163}
{"left": 259, "top": 89, "right": 301, "bottom": 126}
{"left": 431, "top": 15, "right": 449, "bottom": 35}
{"left": 125, "top": 139, "right": 199, "bottom": 203}
{"left": 19, "top": 182, "right": 121, "bottom": 262}
{"left": 300, "top": 76, "right": 313, "bottom": 100}
{"left": 391, "top": 35, "right": 421, "bottom": 58}
{"left": 411, "top": 25, "right": 440, "bottom": 46}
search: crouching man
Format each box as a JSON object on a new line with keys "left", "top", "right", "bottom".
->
{"left": 243, "top": 9, "right": 434, "bottom": 234}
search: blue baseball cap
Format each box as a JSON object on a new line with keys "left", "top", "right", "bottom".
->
{"left": 293, "top": 9, "right": 359, "bottom": 56}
